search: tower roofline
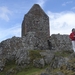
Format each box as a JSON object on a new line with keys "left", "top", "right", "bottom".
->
{"left": 26, "top": 4, "right": 49, "bottom": 18}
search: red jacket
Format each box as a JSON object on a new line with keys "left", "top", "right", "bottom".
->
{"left": 69, "top": 32, "right": 75, "bottom": 40}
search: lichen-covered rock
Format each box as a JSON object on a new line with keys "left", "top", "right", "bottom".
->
{"left": 50, "top": 34, "right": 72, "bottom": 51}
{"left": 33, "top": 58, "right": 45, "bottom": 68}
{"left": 40, "top": 50, "right": 54, "bottom": 64}
{"left": 0, "top": 33, "right": 74, "bottom": 71}
{"left": 50, "top": 56, "right": 69, "bottom": 69}
{"left": 42, "top": 52, "right": 75, "bottom": 75}
{"left": 15, "top": 48, "right": 30, "bottom": 65}
{"left": 0, "top": 32, "right": 48, "bottom": 71}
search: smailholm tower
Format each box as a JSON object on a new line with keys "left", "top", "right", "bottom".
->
{"left": 22, "top": 4, "right": 50, "bottom": 49}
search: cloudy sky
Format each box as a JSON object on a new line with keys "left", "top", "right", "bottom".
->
{"left": 0, "top": 0, "right": 75, "bottom": 42}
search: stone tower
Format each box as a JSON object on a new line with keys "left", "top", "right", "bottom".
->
{"left": 22, "top": 4, "right": 50, "bottom": 49}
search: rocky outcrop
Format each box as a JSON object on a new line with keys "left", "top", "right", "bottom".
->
{"left": 41, "top": 52, "right": 75, "bottom": 75}
{"left": 40, "top": 50, "right": 54, "bottom": 65}
{"left": 0, "top": 32, "right": 40, "bottom": 71}
{"left": 33, "top": 58, "right": 45, "bottom": 68}
{"left": 50, "top": 34, "right": 72, "bottom": 51}
{"left": 0, "top": 33, "right": 73, "bottom": 72}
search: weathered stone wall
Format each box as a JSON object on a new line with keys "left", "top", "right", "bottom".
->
{"left": 22, "top": 4, "right": 50, "bottom": 49}
{"left": 22, "top": 4, "right": 50, "bottom": 36}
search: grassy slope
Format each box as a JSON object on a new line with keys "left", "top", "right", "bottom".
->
{"left": 0, "top": 50, "right": 46, "bottom": 75}
{"left": 16, "top": 68, "right": 45, "bottom": 75}
{"left": 0, "top": 50, "right": 74, "bottom": 75}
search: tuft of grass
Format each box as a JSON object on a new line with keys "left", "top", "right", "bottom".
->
{"left": 54, "top": 50, "right": 71, "bottom": 57}
{"left": 0, "top": 59, "right": 17, "bottom": 75}
{"left": 16, "top": 67, "right": 45, "bottom": 75}
{"left": 29, "top": 50, "right": 43, "bottom": 62}
{"left": 49, "top": 66, "right": 75, "bottom": 75}
{"left": 61, "top": 68, "right": 75, "bottom": 75}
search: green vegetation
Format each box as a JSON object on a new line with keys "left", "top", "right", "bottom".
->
{"left": 54, "top": 50, "right": 72, "bottom": 57}
{"left": 0, "top": 50, "right": 46, "bottom": 75}
{"left": 29, "top": 50, "right": 43, "bottom": 62}
{"left": 0, "top": 59, "right": 17, "bottom": 75}
{"left": 60, "top": 66, "right": 75, "bottom": 75}
{"left": 50, "top": 67, "right": 75, "bottom": 75}
{"left": 48, "top": 50, "right": 75, "bottom": 75}
{"left": 16, "top": 67, "right": 45, "bottom": 75}
{"left": 0, "top": 50, "right": 74, "bottom": 75}
{"left": 0, "top": 59, "right": 46, "bottom": 75}
{"left": 49, "top": 61, "right": 75, "bottom": 75}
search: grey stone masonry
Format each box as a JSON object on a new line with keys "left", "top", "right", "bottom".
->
{"left": 22, "top": 4, "right": 50, "bottom": 49}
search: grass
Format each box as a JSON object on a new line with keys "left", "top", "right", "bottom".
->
{"left": 16, "top": 67, "right": 45, "bottom": 75}
{"left": 29, "top": 50, "right": 43, "bottom": 62}
{"left": 47, "top": 50, "right": 75, "bottom": 75}
{"left": 0, "top": 66, "right": 46, "bottom": 75}
{"left": 0, "top": 50, "right": 73, "bottom": 75}
{"left": 0, "top": 59, "right": 17, "bottom": 75}
{"left": 0, "top": 50, "right": 46, "bottom": 75}
{"left": 0, "top": 60, "right": 47, "bottom": 75}
{"left": 54, "top": 50, "right": 72, "bottom": 57}
{"left": 50, "top": 68, "right": 75, "bottom": 75}
{"left": 60, "top": 67, "right": 75, "bottom": 75}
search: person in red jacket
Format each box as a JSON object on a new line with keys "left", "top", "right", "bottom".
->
{"left": 69, "top": 28, "right": 75, "bottom": 52}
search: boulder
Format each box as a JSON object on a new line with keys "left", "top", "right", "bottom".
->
{"left": 33, "top": 58, "right": 45, "bottom": 68}
{"left": 50, "top": 34, "right": 72, "bottom": 51}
